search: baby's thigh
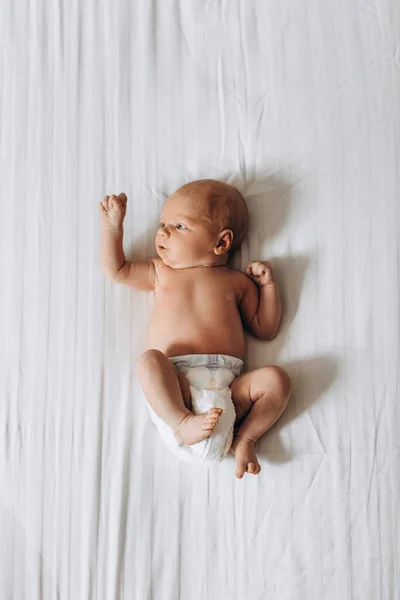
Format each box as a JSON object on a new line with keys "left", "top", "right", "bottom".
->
{"left": 176, "top": 368, "right": 192, "bottom": 410}
{"left": 229, "top": 371, "right": 255, "bottom": 425}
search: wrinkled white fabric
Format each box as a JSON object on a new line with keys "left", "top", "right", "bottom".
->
{"left": 3, "top": 1, "right": 400, "bottom": 597}
{"left": 146, "top": 354, "right": 243, "bottom": 466}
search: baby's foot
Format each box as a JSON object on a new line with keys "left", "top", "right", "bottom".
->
{"left": 231, "top": 438, "right": 261, "bottom": 479}
{"left": 174, "top": 408, "right": 223, "bottom": 445}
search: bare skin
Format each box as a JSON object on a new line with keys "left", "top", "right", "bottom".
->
{"left": 99, "top": 181, "right": 292, "bottom": 478}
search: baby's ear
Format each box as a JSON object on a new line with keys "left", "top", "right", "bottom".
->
{"left": 214, "top": 229, "right": 233, "bottom": 255}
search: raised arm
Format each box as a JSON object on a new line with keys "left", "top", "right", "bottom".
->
{"left": 238, "top": 261, "right": 281, "bottom": 340}
{"left": 99, "top": 193, "right": 156, "bottom": 291}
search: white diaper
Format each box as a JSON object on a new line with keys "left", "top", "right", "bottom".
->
{"left": 146, "top": 354, "right": 244, "bottom": 466}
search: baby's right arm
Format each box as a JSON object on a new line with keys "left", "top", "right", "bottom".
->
{"left": 99, "top": 193, "right": 156, "bottom": 291}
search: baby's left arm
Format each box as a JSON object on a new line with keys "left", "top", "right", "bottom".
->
{"left": 238, "top": 261, "right": 281, "bottom": 341}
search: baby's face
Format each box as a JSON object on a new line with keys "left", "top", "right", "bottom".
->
{"left": 155, "top": 191, "right": 221, "bottom": 269}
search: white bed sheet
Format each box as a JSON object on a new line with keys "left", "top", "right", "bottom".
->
{"left": 1, "top": 1, "right": 400, "bottom": 598}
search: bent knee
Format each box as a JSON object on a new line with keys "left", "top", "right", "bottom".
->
{"left": 136, "top": 349, "right": 166, "bottom": 375}
{"left": 268, "top": 366, "right": 292, "bottom": 399}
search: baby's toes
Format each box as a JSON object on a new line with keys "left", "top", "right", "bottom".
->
{"left": 202, "top": 417, "right": 219, "bottom": 431}
{"left": 210, "top": 408, "right": 223, "bottom": 416}
{"left": 235, "top": 460, "right": 247, "bottom": 479}
{"left": 247, "top": 461, "right": 262, "bottom": 475}
{"left": 202, "top": 409, "right": 222, "bottom": 431}
{"left": 205, "top": 409, "right": 222, "bottom": 422}
{"left": 202, "top": 422, "right": 217, "bottom": 432}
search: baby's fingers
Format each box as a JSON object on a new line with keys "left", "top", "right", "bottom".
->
{"left": 109, "top": 195, "right": 121, "bottom": 213}
{"left": 247, "top": 261, "right": 261, "bottom": 276}
{"left": 118, "top": 193, "right": 127, "bottom": 208}
{"left": 248, "top": 261, "right": 270, "bottom": 277}
{"left": 99, "top": 195, "right": 110, "bottom": 212}
{"left": 110, "top": 194, "right": 127, "bottom": 214}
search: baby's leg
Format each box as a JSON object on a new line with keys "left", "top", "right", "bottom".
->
{"left": 136, "top": 349, "right": 223, "bottom": 445}
{"left": 229, "top": 366, "right": 292, "bottom": 479}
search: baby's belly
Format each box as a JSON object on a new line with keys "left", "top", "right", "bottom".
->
{"left": 145, "top": 305, "right": 245, "bottom": 359}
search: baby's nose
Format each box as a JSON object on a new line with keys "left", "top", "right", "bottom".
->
{"left": 159, "top": 226, "right": 169, "bottom": 237}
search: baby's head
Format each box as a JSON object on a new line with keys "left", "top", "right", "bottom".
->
{"left": 156, "top": 179, "right": 249, "bottom": 269}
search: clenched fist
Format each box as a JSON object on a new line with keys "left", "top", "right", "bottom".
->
{"left": 99, "top": 193, "right": 127, "bottom": 233}
{"left": 246, "top": 260, "right": 276, "bottom": 287}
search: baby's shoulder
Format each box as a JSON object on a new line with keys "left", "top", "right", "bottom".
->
{"left": 224, "top": 267, "right": 251, "bottom": 299}
{"left": 225, "top": 266, "right": 247, "bottom": 284}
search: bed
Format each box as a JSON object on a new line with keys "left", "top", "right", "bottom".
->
{"left": 1, "top": 1, "right": 399, "bottom": 598}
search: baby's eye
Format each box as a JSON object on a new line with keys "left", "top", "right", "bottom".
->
{"left": 176, "top": 224, "right": 186, "bottom": 230}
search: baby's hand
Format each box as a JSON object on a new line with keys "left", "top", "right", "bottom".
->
{"left": 246, "top": 260, "right": 275, "bottom": 287}
{"left": 99, "top": 193, "right": 127, "bottom": 233}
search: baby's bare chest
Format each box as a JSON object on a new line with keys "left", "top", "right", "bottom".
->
{"left": 146, "top": 267, "right": 246, "bottom": 357}
{"left": 154, "top": 268, "right": 240, "bottom": 316}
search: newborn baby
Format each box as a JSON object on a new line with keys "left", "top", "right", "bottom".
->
{"left": 99, "top": 180, "right": 291, "bottom": 478}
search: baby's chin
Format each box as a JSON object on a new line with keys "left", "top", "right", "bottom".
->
{"left": 157, "top": 248, "right": 178, "bottom": 267}
{"left": 157, "top": 249, "right": 198, "bottom": 269}
{"left": 160, "top": 256, "right": 193, "bottom": 269}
